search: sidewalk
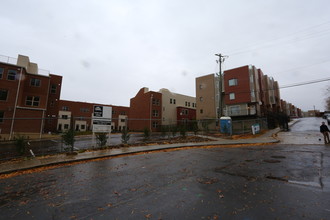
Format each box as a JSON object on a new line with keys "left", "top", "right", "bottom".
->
{"left": 0, "top": 122, "right": 297, "bottom": 175}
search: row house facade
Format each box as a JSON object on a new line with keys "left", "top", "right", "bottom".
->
{"left": 57, "top": 100, "right": 129, "bottom": 132}
{"left": 196, "top": 65, "right": 302, "bottom": 130}
{"left": 0, "top": 55, "right": 62, "bottom": 139}
{"left": 129, "top": 87, "right": 196, "bottom": 132}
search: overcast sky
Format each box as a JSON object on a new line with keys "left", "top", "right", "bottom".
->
{"left": 1, "top": 0, "right": 330, "bottom": 111}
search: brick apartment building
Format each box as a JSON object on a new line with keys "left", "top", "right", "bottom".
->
{"left": 57, "top": 100, "right": 129, "bottom": 132}
{"left": 196, "top": 65, "right": 302, "bottom": 131}
{"left": 129, "top": 88, "right": 162, "bottom": 132}
{"left": 129, "top": 87, "right": 196, "bottom": 132}
{"left": 223, "top": 65, "right": 262, "bottom": 118}
{"left": 0, "top": 55, "right": 62, "bottom": 139}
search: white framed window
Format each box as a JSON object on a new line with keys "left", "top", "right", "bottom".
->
{"left": 152, "top": 121, "right": 158, "bottom": 128}
{"left": 26, "top": 96, "right": 40, "bottom": 106}
{"left": 30, "top": 78, "right": 41, "bottom": 87}
{"left": 229, "top": 106, "right": 241, "bottom": 115}
{"left": 229, "top": 93, "right": 235, "bottom": 100}
{"left": 51, "top": 84, "right": 57, "bottom": 94}
{"left": 229, "top": 79, "right": 238, "bottom": 86}
{"left": 152, "top": 110, "right": 159, "bottom": 117}
{"left": 7, "top": 70, "right": 17, "bottom": 80}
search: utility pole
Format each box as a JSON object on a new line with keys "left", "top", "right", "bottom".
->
{"left": 215, "top": 53, "right": 227, "bottom": 119}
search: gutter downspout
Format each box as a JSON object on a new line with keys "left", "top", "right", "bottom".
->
{"left": 40, "top": 76, "right": 51, "bottom": 139}
{"left": 9, "top": 67, "right": 23, "bottom": 140}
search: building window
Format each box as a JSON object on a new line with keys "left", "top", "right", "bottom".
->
{"left": 200, "top": 109, "right": 203, "bottom": 114}
{"left": 64, "top": 124, "right": 69, "bottom": 129}
{"left": 170, "top": 98, "right": 172, "bottom": 104}
{"left": 173, "top": 99, "right": 176, "bottom": 104}
{"left": 229, "top": 79, "right": 238, "bottom": 86}
{"left": 152, "top": 110, "right": 159, "bottom": 117}
{"left": 0, "top": 111, "right": 4, "bottom": 123}
{"left": 152, "top": 121, "right": 158, "bottom": 128}
{"left": 152, "top": 99, "right": 160, "bottom": 106}
{"left": 50, "top": 101, "right": 54, "bottom": 107}
{"left": 0, "top": 89, "right": 8, "bottom": 101}
{"left": 62, "top": 115, "right": 68, "bottom": 119}
{"left": 26, "top": 96, "right": 40, "bottom": 106}
{"left": 229, "top": 93, "right": 235, "bottom": 100}
{"left": 81, "top": 125, "right": 86, "bottom": 130}
{"left": 62, "top": 106, "right": 69, "bottom": 111}
{"left": 0, "top": 68, "right": 3, "bottom": 79}
{"left": 30, "top": 78, "right": 41, "bottom": 87}
{"left": 7, "top": 70, "right": 17, "bottom": 80}
{"left": 51, "top": 84, "right": 57, "bottom": 94}
{"left": 121, "top": 119, "right": 126, "bottom": 122}
{"left": 229, "top": 106, "right": 241, "bottom": 115}
{"left": 80, "top": 108, "right": 90, "bottom": 113}
{"left": 112, "top": 110, "right": 116, "bottom": 115}
{"left": 199, "top": 97, "right": 203, "bottom": 102}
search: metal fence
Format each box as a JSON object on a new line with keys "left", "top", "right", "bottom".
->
{"left": 231, "top": 118, "right": 268, "bottom": 134}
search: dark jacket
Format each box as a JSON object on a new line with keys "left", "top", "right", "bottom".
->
{"left": 320, "top": 124, "right": 330, "bottom": 133}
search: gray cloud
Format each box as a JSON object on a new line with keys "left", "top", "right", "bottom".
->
{"left": 1, "top": 0, "right": 330, "bottom": 110}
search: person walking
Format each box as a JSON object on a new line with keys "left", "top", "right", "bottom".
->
{"left": 320, "top": 122, "right": 330, "bottom": 144}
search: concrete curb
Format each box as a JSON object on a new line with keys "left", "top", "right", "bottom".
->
{"left": 0, "top": 137, "right": 280, "bottom": 175}
{"left": 2, "top": 120, "right": 295, "bottom": 175}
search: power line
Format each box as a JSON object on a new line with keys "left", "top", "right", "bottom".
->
{"left": 280, "top": 77, "right": 330, "bottom": 89}
{"left": 225, "top": 21, "right": 330, "bottom": 56}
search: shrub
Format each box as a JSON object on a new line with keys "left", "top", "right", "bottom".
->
{"left": 96, "top": 133, "right": 108, "bottom": 148}
{"left": 14, "top": 135, "right": 27, "bottom": 155}
{"left": 143, "top": 127, "right": 150, "bottom": 141}
{"left": 121, "top": 128, "right": 130, "bottom": 144}
{"left": 61, "top": 129, "right": 76, "bottom": 152}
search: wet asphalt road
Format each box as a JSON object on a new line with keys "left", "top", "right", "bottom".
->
{"left": 0, "top": 117, "right": 330, "bottom": 219}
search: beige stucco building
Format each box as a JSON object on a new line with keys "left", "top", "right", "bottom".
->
{"left": 159, "top": 88, "right": 196, "bottom": 126}
{"left": 195, "top": 74, "right": 221, "bottom": 130}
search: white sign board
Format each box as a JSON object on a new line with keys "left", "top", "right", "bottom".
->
{"left": 251, "top": 123, "right": 260, "bottom": 135}
{"left": 92, "top": 106, "right": 112, "bottom": 133}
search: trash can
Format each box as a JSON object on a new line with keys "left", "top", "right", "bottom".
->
{"left": 220, "top": 117, "right": 232, "bottom": 135}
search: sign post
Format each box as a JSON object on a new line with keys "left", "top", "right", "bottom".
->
{"left": 92, "top": 106, "right": 112, "bottom": 146}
